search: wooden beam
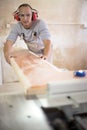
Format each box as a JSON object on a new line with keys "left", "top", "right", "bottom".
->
{"left": 10, "top": 49, "right": 87, "bottom": 95}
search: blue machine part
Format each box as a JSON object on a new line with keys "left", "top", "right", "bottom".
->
{"left": 74, "top": 70, "right": 86, "bottom": 77}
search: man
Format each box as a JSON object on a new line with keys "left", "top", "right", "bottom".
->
{"left": 4, "top": 3, "right": 53, "bottom": 64}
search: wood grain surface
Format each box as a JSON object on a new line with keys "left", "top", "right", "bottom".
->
{"left": 10, "top": 49, "right": 87, "bottom": 95}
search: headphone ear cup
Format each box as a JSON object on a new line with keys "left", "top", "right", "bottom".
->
{"left": 14, "top": 12, "right": 20, "bottom": 21}
{"left": 32, "top": 12, "right": 38, "bottom": 21}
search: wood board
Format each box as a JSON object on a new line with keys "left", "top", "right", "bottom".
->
{"left": 10, "top": 49, "right": 87, "bottom": 95}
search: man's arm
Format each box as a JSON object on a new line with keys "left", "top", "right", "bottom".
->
{"left": 41, "top": 39, "right": 53, "bottom": 62}
{"left": 38, "top": 20, "right": 53, "bottom": 62}
{"left": 3, "top": 40, "right": 14, "bottom": 64}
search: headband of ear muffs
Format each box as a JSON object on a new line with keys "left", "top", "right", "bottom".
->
{"left": 13, "top": 3, "right": 38, "bottom": 21}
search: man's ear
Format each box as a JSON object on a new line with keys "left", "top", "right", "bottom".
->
{"left": 13, "top": 11, "right": 20, "bottom": 21}
{"left": 32, "top": 11, "right": 38, "bottom": 21}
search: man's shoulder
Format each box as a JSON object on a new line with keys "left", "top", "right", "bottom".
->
{"left": 34, "top": 19, "right": 47, "bottom": 27}
{"left": 13, "top": 22, "right": 21, "bottom": 28}
{"left": 36, "top": 19, "right": 46, "bottom": 24}
{"left": 11, "top": 22, "right": 23, "bottom": 32}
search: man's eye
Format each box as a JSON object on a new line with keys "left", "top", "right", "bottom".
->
{"left": 19, "top": 14, "right": 24, "bottom": 17}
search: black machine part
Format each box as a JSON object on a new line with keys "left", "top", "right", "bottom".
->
{"left": 41, "top": 103, "right": 87, "bottom": 130}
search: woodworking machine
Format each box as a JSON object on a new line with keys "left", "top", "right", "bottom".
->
{"left": 33, "top": 80, "right": 87, "bottom": 130}
{"left": 9, "top": 78, "right": 86, "bottom": 130}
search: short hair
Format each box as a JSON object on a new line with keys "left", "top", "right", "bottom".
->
{"left": 18, "top": 3, "right": 33, "bottom": 10}
{"left": 18, "top": 3, "right": 37, "bottom": 12}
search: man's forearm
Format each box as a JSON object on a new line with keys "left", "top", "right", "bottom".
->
{"left": 3, "top": 40, "right": 14, "bottom": 64}
{"left": 43, "top": 39, "right": 52, "bottom": 58}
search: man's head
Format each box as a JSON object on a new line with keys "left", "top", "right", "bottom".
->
{"left": 15, "top": 3, "right": 38, "bottom": 29}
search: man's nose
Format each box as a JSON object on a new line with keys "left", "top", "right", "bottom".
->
{"left": 23, "top": 15, "right": 28, "bottom": 19}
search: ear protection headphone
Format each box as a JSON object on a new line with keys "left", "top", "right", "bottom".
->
{"left": 13, "top": 3, "right": 38, "bottom": 21}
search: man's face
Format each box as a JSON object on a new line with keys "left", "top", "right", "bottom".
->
{"left": 19, "top": 6, "right": 32, "bottom": 29}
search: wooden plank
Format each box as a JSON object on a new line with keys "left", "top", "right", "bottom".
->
{"left": 10, "top": 49, "right": 87, "bottom": 95}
